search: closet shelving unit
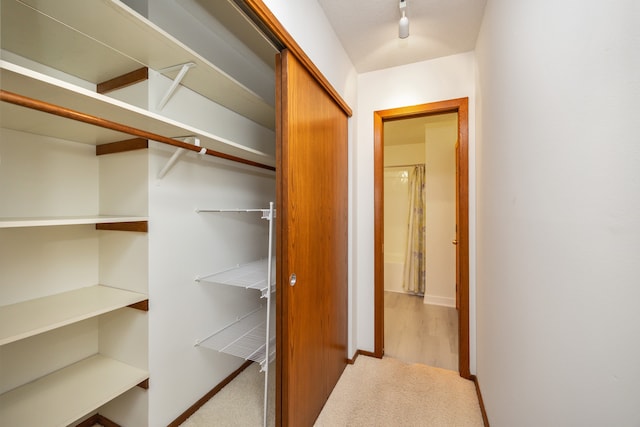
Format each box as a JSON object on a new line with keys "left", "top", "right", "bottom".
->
{"left": 1, "top": 0, "right": 276, "bottom": 425}
{"left": 1, "top": 0, "right": 276, "bottom": 129}
{"left": 0, "top": 171, "right": 150, "bottom": 424}
{"left": 0, "top": 61, "right": 275, "bottom": 170}
{"left": 0, "top": 78, "right": 152, "bottom": 426}
{"left": 195, "top": 203, "right": 275, "bottom": 427}
{"left": 0, "top": 64, "right": 153, "bottom": 425}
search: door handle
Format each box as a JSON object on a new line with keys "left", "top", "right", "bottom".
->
{"left": 289, "top": 273, "right": 297, "bottom": 287}
{"left": 452, "top": 240, "right": 458, "bottom": 245}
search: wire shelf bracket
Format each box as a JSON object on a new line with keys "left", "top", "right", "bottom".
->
{"left": 195, "top": 207, "right": 276, "bottom": 220}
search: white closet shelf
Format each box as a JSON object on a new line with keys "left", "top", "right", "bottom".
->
{"left": 1, "top": 0, "right": 275, "bottom": 129}
{"left": 0, "top": 215, "right": 148, "bottom": 229}
{"left": 197, "top": 307, "right": 275, "bottom": 367}
{"left": 0, "top": 285, "right": 148, "bottom": 346}
{"left": 196, "top": 258, "right": 275, "bottom": 297}
{"left": 0, "top": 61, "right": 276, "bottom": 167}
{"left": 0, "top": 354, "right": 148, "bottom": 427}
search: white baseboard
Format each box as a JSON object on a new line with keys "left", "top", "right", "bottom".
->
{"left": 383, "top": 289, "right": 415, "bottom": 294}
{"left": 423, "top": 295, "right": 455, "bottom": 308}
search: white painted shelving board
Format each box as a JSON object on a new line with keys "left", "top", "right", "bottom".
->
{"left": 1, "top": 0, "right": 275, "bottom": 129}
{"left": 0, "top": 215, "right": 148, "bottom": 229}
{"left": 0, "top": 61, "right": 275, "bottom": 166}
{"left": 0, "top": 354, "right": 148, "bottom": 427}
{"left": 0, "top": 285, "right": 148, "bottom": 346}
{"left": 0, "top": 0, "right": 142, "bottom": 84}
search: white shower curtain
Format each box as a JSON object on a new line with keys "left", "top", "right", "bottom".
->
{"left": 402, "top": 165, "right": 426, "bottom": 295}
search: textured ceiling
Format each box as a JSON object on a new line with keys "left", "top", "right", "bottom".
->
{"left": 317, "top": 0, "right": 487, "bottom": 73}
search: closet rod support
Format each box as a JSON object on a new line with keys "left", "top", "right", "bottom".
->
{"left": 157, "top": 62, "right": 196, "bottom": 110}
{"left": 157, "top": 136, "right": 201, "bottom": 179}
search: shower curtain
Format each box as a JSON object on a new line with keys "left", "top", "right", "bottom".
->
{"left": 402, "top": 165, "right": 426, "bottom": 295}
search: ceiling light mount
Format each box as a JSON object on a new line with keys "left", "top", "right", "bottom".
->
{"left": 399, "top": 0, "right": 409, "bottom": 39}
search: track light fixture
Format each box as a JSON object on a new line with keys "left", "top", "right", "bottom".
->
{"left": 399, "top": 0, "right": 409, "bottom": 39}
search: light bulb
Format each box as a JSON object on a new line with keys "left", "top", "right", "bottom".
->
{"left": 399, "top": 11, "right": 409, "bottom": 39}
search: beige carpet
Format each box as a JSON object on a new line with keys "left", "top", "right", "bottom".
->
{"left": 181, "top": 363, "right": 275, "bottom": 427}
{"left": 314, "top": 356, "right": 483, "bottom": 427}
{"left": 181, "top": 356, "right": 483, "bottom": 426}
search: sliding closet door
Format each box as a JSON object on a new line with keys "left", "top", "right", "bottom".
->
{"left": 276, "top": 49, "right": 348, "bottom": 427}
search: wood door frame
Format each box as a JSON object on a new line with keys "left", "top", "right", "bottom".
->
{"left": 373, "top": 97, "right": 470, "bottom": 379}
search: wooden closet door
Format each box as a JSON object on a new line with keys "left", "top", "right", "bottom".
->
{"left": 276, "top": 49, "right": 348, "bottom": 427}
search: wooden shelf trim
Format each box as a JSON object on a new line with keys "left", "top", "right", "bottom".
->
{"left": 97, "top": 67, "right": 149, "bottom": 94}
{"left": 96, "top": 138, "right": 149, "bottom": 155}
{"left": 0, "top": 89, "right": 275, "bottom": 171}
{"left": 0, "top": 285, "right": 148, "bottom": 346}
{"left": 95, "top": 221, "right": 148, "bottom": 232}
{"left": 0, "top": 215, "right": 148, "bottom": 229}
{"left": 0, "top": 354, "right": 149, "bottom": 427}
{"left": 128, "top": 300, "right": 149, "bottom": 312}
{"left": 75, "top": 413, "right": 121, "bottom": 427}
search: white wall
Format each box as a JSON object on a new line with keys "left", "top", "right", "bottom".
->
{"left": 424, "top": 114, "right": 457, "bottom": 307}
{"left": 147, "top": 142, "right": 275, "bottom": 425}
{"left": 121, "top": 3, "right": 280, "bottom": 423}
{"left": 384, "top": 144, "right": 426, "bottom": 167}
{"left": 262, "top": 0, "right": 357, "bottom": 105}
{"left": 356, "top": 52, "right": 477, "bottom": 371}
{"left": 142, "top": 71, "right": 276, "bottom": 426}
{"left": 475, "top": 1, "right": 640, "bottom": 425}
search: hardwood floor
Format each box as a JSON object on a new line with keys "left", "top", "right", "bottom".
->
{"left": 384, "top": 291, "right": 458, "bottom": 371}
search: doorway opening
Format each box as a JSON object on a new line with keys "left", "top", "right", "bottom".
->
{"left": 383, "top": 112, "right": 458, "bottom": 371}
{"left": 373, "top": 98, "right": 470, "bottom": 378}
